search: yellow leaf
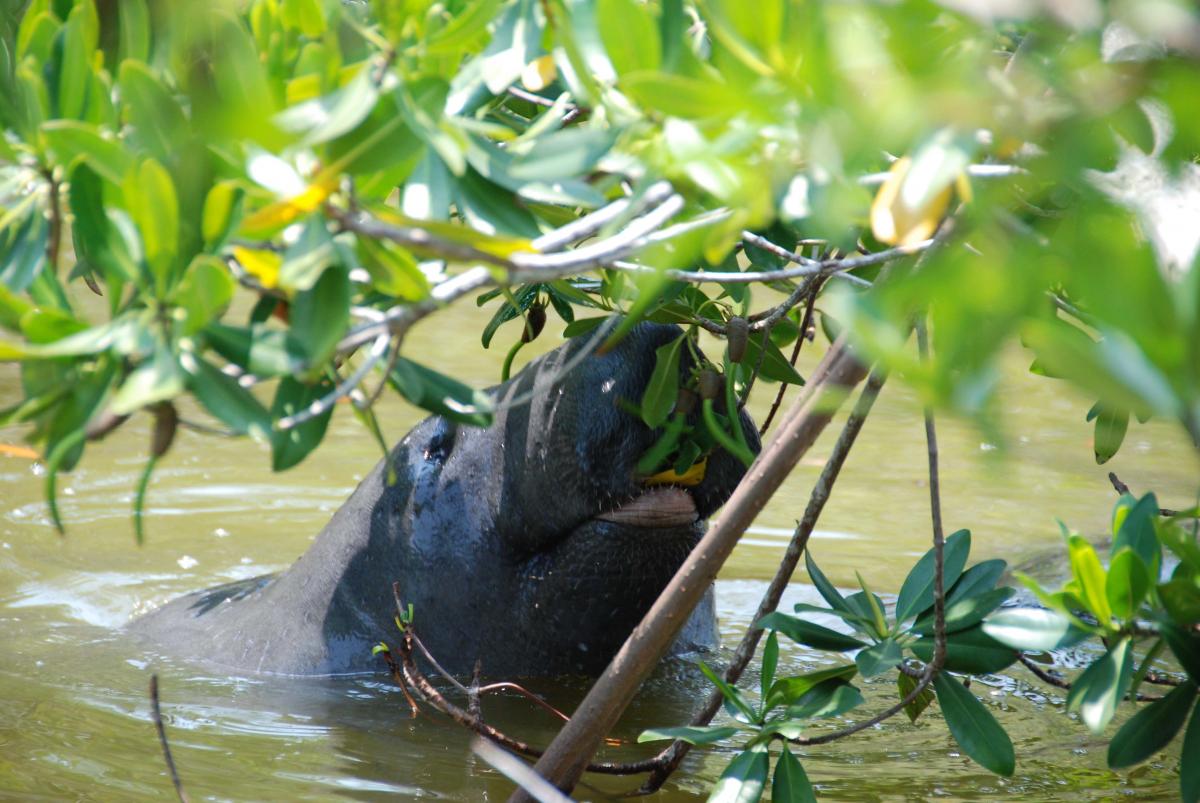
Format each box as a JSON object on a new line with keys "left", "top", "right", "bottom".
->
{"left": 240, "top": 176, "right": 337, "bottom": 235}
{"left": 232, "top": 246, "right": 282, "bottom": 289}
{"left": 870, "top": 157, "right": 953, "bottom": 246}
{"left": 372, "top": 208, "right": 536, "bottom": 259}
{"left": 643, "top": 457, "right": 707, "bottom": 487}
{"left": 521, "top": 55, "right": 557, "bottom": 92}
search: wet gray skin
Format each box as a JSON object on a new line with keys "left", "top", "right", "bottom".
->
{"left": 130, "top": 323, "right": 760, "bottom": 677}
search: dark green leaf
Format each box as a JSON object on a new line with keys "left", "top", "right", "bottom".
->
{"left": 757, "top": 611, "right": 868, "bottom": 651}
{"left": 1162, "top": 622, "right": 1200, "bottom": 685}
{"left": 895, "top": 529, "right": 971, "bottom": 623}
{"left": 804, "top": 550, "right": 853, "bottom": 616}
{"left": 481, "top": 284, "right": 537, "bottom": 348}
{"left": 760, "top": 631, "right": 779, "bottom": 710}
{"left": 786, "top": 679, "right": 864, "bottom": 720}
{"left": 1113, "top": 493, "right": 1161, "bottom": 575}
{"left": 934, "top": 673, "right": 1016, "bottom": 776}
{"left": 389, "top": 357, "right": 493, "bottom": 427}
{"left": 1066, "top": 637, "right": 1134, "bottom": 733}
{"left": 1159, "top": 577, "right": 1200, "bottom": 624}
{"left": 206, "top": 323, "right": 307, "bottom": 377}
{"left": 740, "top": 331, "right": 804, "bottom": 385}
{"left": 637, "top": 725, "right": 740, "bottom": 745}
{"left": 912, "top": 587, "right": 1014, "bottom": 635}
{"left": 1183, "top": 698, "right": 1200, "bottom": 803}
{"left": 772, "top": 745, "right": 817, "bottom": 803}
{"left": 699, "top": 661, "right": 758, "bottom": 724}
{"left": 898, "top": 672, "right": 936, "bottom": 723}
{"left": 1088, "top": 402, "right": 1128, "bottom": 464}
{"left": 132, "top": 454, "right": 158, "bottom": 545}
{"left": 766, "top": 665, "right": 858, "bottom": 710}
{"left": 1108, "top": 681, "right": 1197, "bottom": 769}
{"left": 270, "top": 376, "right": 335, "bottom": 471}
{"left": 855, "top": 638, "right": 902, "bottom": 677}
{"left": 185, "top": 356, "right": 271, "bottom": 439}
{"left": 562, "top": 315, "right": 609, "bottom": 338}
{"left": 289, "top": 264, "right": 350, "bottom": 371}
{"left": 912, "top": 625, "right": 1019, "bottom": 675}
{"left": 709, "top": 744, "right": 768, "bottom": 803}
{"left": 641, "top": 334, "right": 683, "bottom": 428}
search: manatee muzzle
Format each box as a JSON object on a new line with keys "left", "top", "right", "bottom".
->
{"left": 594, "top": 487, "right": 699, "bottom": 528}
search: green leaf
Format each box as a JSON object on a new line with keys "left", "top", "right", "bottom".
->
{"left": 478, "top": 0, "right": 541, "bottom": 95}
{"left": 1067, "top": 535, "right": 1113, "bottom": 626}
{"left": 766, "top": 665, "right": 858, "bottom": 711}
{"left": 912, "top": 587, "right": 1014, "bottom": 635}
{"left": 897, "top": 672, "right": 936, "bottom": 723}
{"left": 185, "top": 356, "right": 271, "bottom": 439}
{"left": 356, "top": 237, "right": 430, "bottom": 301}
{"left": 1113, "top": 493, "right": 1161, "bottom": 575}
{"left": 270, "top": 376, "right": 334, "bottom": 471}
{"left": 172, "top": 256, "right": 234, "bottom": 336}
{"left": 1066, "top": 637, "right": 1134, "bottom": 733}
{"left": 1106, "top": 548, "right": 1151, "bottom": 621}
{"left": 708, "top": 744, "right": 768, "bottom": 803}
{"left": 771, "top": 745, "right": 817, "bottom": 803}
{"left": 206, "top": 323, "right": 307, "bottom": 378}
{"left": 699, "top": 661, "right": 758, "bottom": 724}
{"left": 944, "top": 559, "right": 1007, "bottom": 605}
{"left": 1108, "top": 681, "right": 1197, "bottom": 769}
{"left": 275, "top": 66, "right": 379, "bottom": 147}
{"left": 596, "top": 0, "right": 660, "bottom": 76}
{"left": 1088, "top": 402, "right": 1128, "bottom": 464}
{"left": 289, "top": 264, "right": 350, "bottom": 372}
{"left": 760, "top": 631, "right": 778, "bottom": 712}
{"left": 40, "top": 120, "right": 133, "bottom": 185}
{"left": 637, "top": 725, "right": 740, "bottom": 745}
{"left": 389, "top": 357, "right": 493, "bottom": 427}
{"left": 118, "top": 0, "right": 150, "bottom": 63}
{"left": 1183, "top": 699, "right": 1200, "bottom": 803}
{"left": 1159, "top": 577, "right": 1200, "bottom": 625}
{"left": 855, "top": 638, "right": 902, "bottom": 677}
{"left": 201, "top": 180, "right": 245, "bottom": 250}
{"left": 757, "top": 611, "right": 868, "bottom": 651}
{"left": 1161, "top": 622, "right": 1200, "bottom": 685}
{"left": 424, "top": 0, "right": 502, "bottom": 54}
{"left": 804, "top": 550, "right": 853, "bottom": 617}
{"left": 480, "top": 284, "right": 537, "bottom": 348}
{"left": 507, "top": 128, "right": 617, "bottom": 183}
{"left": 57, "top": 1, "right": 97, "bottom": 121}
{"left": 912, "top": 625, "right": 1020, "bottom": 675}
{"left": 562, "top": 315, "right": 609, "bottom": 338}
{"left": 786, "top": 679, "right": 864, "bottom": 720}
{"left": 895, "top": 529, "right": 971, "bottom": 623}
{"left": 44, "top": 427, "right": 87, "bottom": 534}
{"left": 117, "top": 60, "right": 188, "bottom": 163}
{"left": 982, "top": 608, "right": 1091, "bottom": 651}
{"left": 132, "top": 454, "right": 158, "bottom": 545}
{"left": 622, "top": 72, "right": 747, "bottom": 120}
{"left": 640, "top": 334, "right": 683, "bottom": 428}
{"left": 934, "top": 673, "right": 1015, "bottom": 776}
{"left": 126, "top": 158, "right": 179, "bottom": 297}
{"left": 110, "top": 343, "right": 184, "bottom": 415}
{"left": 740, "top": 332, "right": 805, "bottom": 385}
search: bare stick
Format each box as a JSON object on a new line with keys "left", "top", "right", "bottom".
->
{"left": 509, "top": 337, "right": 871, "bottom": 801}
{"left": 149, "top": 675, "right": 190, "bottom": 803}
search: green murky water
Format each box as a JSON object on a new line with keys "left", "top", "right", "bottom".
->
{"left": 1, "top": 299, "right": 1196, "bottom": 801}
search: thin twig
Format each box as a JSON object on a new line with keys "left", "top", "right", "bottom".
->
{"left": 1107, "top": 472, "right": 1183, "bottom": 517}
{"left": 149, "top": 675, "right": 190, "bottom": 803}
{"left": 1017, "top": 654, "right": 1165, "bottom": 701}
{"left": 758, "top": 282, "right": 821, "bottom": 437}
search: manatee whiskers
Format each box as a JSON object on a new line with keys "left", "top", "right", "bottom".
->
{"left": 595, "top": 487, "right": 698, "bottom": 528}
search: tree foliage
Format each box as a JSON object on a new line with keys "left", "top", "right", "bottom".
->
{"left": 1, "top": 0, "right": 1199, "bottom": 799}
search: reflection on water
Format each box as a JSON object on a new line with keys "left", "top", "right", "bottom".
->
{"left": 0, "top": 302, "right": 1195, "bottom": 799}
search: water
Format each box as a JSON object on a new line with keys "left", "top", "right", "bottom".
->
{"left": 1, "top": 300, "right": 1196, "bottom": 800}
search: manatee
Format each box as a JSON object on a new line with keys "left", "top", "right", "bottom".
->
{"left": 131, "top": 322, "right": 759, "bottom": 677}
